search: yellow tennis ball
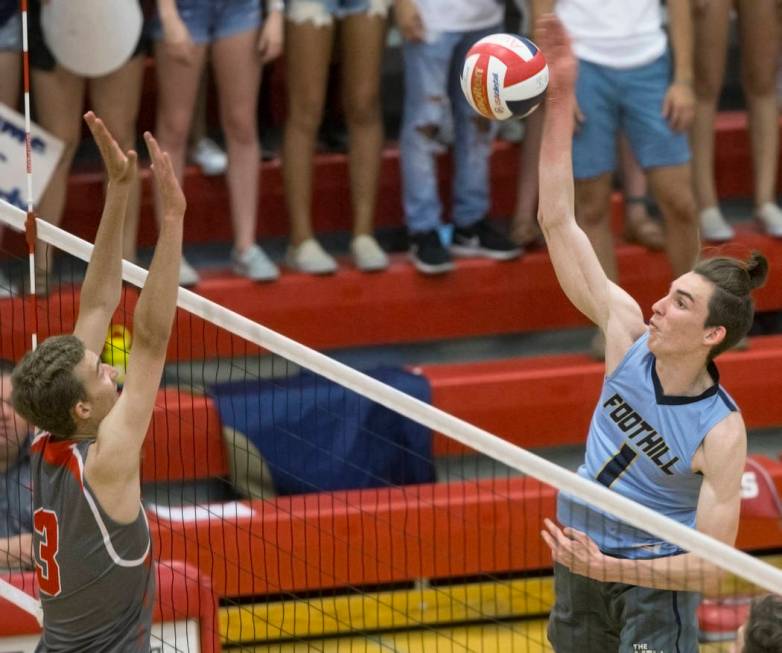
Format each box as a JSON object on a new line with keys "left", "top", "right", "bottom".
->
{"left": 102, "top": 324, "right": 132, "bottom": 383}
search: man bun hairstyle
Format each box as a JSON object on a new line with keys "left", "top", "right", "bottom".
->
{"left": 11, "top": 335, "right": 86, "bottom": 436}
{"left": 694, "top": 251, "right": 768, "bottom": 359}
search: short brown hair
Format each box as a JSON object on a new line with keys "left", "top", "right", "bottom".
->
{"left": 694, "top": 251, "right": 768, "bottom": 359}
{"left": 11, "top": 335, "right": 86, "bottom": 436}
{"left": 744, "top": 594, "right": 782, "bottom": 652}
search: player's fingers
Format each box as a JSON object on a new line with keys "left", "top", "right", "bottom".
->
{"left": 563, "top": 527, "right": 586, "bottom": 541}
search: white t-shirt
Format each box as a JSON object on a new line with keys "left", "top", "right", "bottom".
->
{"left": 555, "top": 0, "right": 667, "bottom": 69}
{"left": 417, "top": 0, "right": 504, "bottom": 34}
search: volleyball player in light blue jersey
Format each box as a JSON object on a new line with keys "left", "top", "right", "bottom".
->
{"left": 535, "top": 15, "right": 769, "bottom": 652}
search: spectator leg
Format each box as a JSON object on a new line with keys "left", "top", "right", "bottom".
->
{"left": 89, "top": 55, "right": 146, "bottom": 263}
{"left": 212, "top": 28, "right": 263, "bottom": 254}
{"left": 0, "top": 50, "right": 20, "bottom": 110}
{"left": 511, "top": 106, "right": 544, "bottom": 246}
{"left": 282, "top": 19, "right": 334, "bottom": 246}
{"left": 737, "top": 0, "right": 780, "bottom": 208}
{"left": 574, "top": 174, "right": 617, "bottom": 281}
{"left": 692, "top": 0, "right": 731, "bottom": 212}
{"left": 339, "top": 12, "right": 386, "bottom": 239}
{"left": 647, "top": 163, "right": 699, "bottom": 277}
{"left": 0, "top": 49, "right": 21, "bottom": 249}
{"left": 152, "top": 40, "right": 209, "bottom": 226}
{"left": 31, "top": 66, "right": 85, "bottom": 277}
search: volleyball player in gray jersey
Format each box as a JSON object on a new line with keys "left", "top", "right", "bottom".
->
{"left": 11, "top": 113, "right": 186, "bottom": 652}
{"left": 534, "top": 15, "right": 769, "bottom": 652}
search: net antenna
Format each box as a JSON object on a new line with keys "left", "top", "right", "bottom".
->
{"left": 0, "top": 0, "right": 44, "bottom": 624}
{"left": 0, "top": 198, "right": 781, "bottom": 602}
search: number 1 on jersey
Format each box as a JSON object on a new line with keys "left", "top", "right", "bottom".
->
{"left": 33, "top": 508, "right": 62, "bottom": 596}
{"left": 597, "top": 444, "right": 638, "bottom": 487}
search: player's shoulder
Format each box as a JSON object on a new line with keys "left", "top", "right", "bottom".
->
{"left": 700, "top": 412, "right": 747, "bottom": 473}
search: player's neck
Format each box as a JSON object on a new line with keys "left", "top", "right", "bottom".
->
{"left": 653, "top": 352, "right": 713, "bottom": 397}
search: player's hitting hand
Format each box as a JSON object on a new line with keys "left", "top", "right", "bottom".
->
{"left": 144, "top": 131, "right": 186, "bottom": 221}
{"left": 535, "top": 15, "right": 577, "bottom": 102}
{"left": 84, "top": 111, "right": 137, "bottom": 186}
{"left": 541, "top": 518, "right": 610, "bottom": 581}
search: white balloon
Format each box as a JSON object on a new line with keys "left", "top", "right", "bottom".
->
{"left": 41, "top": 0, "right": 143, "bottom": 78}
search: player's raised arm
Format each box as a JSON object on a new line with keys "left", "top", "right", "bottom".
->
{"left": 536, "top": 16, "right": 645, "bottom": 367}
{"left": 73, "top": 112, "right": 138, "bottom": 356}
{"left": 85, "top": 132, "right": 185, "bottom": 524}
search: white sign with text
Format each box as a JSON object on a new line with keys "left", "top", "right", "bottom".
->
{"left": 0, "top": 103, "right": 64, "bottom": 212}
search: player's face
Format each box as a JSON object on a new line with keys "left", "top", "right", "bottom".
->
{"left": 648, "top": 272, "right": 719, "bottom": 357}
{"left": 74, "top": 350, "right": 119, "bottom": 425}
{"left": 0, "top": 372, "right": 29, "bottom": 468}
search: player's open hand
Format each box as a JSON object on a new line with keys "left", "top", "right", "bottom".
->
{"left": 535, "top": 15, "right": 577, "bottom": 101}
{"left": 541, "top": 518, "right": 611, "bottom": 581}
{"left": 84, "top": 112, "right": 137, "bottom": 186}
{"left": 144, "top": 131, "right": 186, "bottom": 221}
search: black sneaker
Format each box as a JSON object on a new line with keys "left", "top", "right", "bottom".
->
{"left": 452, "top": 218, "right": 522, "bottom": 261}
{"left": 409, "top": 230, "right": 455, "bottom": 275}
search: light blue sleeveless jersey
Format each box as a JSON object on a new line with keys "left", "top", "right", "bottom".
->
{"left": 558, "top": 331, "right": 736, "bottom": 559}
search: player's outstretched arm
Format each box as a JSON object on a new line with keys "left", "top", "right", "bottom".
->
{"left": 85, "top": 132, "right": 185, "bottom": 524}
{"left": 73, "top": 112, "right": 137, "bottom": 356}
{"left": 536, "top": 16, "right": 645, "bottom": 366}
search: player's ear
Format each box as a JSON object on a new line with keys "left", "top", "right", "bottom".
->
{"left": 703, "top": 325, "right": 725, "bottom": 348}
{"left": 72, "top": 399, "right": 91, "bottom": 422}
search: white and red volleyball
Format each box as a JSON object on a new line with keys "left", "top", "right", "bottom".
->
{"left": 461, "top": 34, "right": 549, "bottom": 121}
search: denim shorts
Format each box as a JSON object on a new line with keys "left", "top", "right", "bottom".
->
{"left": 288, "top": 0, "right": 390, "bottom": 26}
{"left": 572, "top": 52, "right": 691, "bottom": 180}
{"left": 0, "top": 13, "right": 20, "bottom": 52}
{"left": 148, "top": 0, "right": 262, "bottom": 44}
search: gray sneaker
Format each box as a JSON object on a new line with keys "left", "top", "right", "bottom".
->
{"left": 285, "top": 238, "right": 338, "bottom": 275}
{"left": 179, "top": 257, "right": 200, "bottom": 287}
{"left": 351, "top": 235, "right": 389, "bottom": 272}
{"left": 232, "top": 244, "right": 280, "bottom": 282}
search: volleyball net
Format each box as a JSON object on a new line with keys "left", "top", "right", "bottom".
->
{"left": 0, "top": 197, "right": 780, "bottom": 652}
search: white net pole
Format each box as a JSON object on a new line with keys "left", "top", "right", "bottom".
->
{"left": 1, "top": 198, "right": 781, "bottom": 599}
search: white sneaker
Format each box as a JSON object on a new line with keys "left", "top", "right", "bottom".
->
{"left": 699, "top": 206, "right": 734, "bottom": 242}
{"left": 351, "top": 235, "right": 389, "bottom": 272}
{"left": 179, "top": 257, "right": 200, "bottom": 287}
{"left": 285, "top": 238, "right": 338, "bottom": 275}
{"left": 189, "top": 137, "right": 227, "bottom": 176}
{"left": 232, "top": 244, "right": 279, "bottom": 282}
{"left": 755, "top": 202, "right": 782, "bottom": 237}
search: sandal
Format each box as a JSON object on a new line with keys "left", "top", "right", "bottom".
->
{"left": 623, "top": 196, "right": 665, "bottom": 251}
{"left": 511, "top": 217, "right": 545, "bottom": 248}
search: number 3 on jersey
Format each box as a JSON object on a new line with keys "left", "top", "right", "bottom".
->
{"left": 33, "top": 508, "right": 62, "bottom": 596}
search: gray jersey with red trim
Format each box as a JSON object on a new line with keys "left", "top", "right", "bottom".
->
{"left": 30, "top": 434, "right": 154, "bottom": 653}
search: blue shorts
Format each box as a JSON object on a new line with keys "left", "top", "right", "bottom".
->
{"left": 148, "top": 0, "right": 262, "bottom": 44}
{"left": 287, "top": 0, "right": 389, "bottom": 26}
{"left": 0, "top": 13, "right": 20, "bottom": 52}
{"left": 572, "top": 53, "right": 690, "bottom": 180}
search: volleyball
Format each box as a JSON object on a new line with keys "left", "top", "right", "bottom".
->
{"left": 461, "top": 33, "right": 549, "bottom": 121}
{"left": 102, "top": 324, "right": 132, "bottom": 384}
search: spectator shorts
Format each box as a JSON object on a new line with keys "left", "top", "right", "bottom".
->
{"left": 148, "top": 0, "right": 262, "bottom": 44}
{"left": 572, "top": 52, "right": 691, "bottom": 179}
{"left": 0, "top": 13, "right": 20, "bottom": 52}
{"left": 287, "top": 0, "right": 390, "bottom": 26}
